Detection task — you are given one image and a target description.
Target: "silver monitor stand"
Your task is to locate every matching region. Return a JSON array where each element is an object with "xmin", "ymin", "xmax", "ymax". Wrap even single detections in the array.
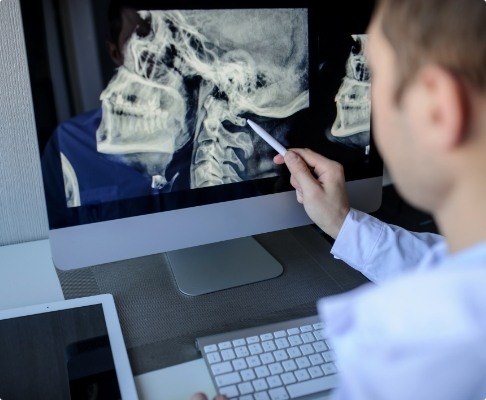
[{"xmin": 166, "ymin": 236, "xmax": 283, "ymax": 296}]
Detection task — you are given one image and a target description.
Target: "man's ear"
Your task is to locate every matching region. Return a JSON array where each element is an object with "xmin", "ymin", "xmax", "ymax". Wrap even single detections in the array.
[
  {"xmin": 416, "ymin": 65, "xmax": 468, "ymax": 150},
  {"xmin": 106, "ymin": 40, "xmax": 123, "ymax": 67}
]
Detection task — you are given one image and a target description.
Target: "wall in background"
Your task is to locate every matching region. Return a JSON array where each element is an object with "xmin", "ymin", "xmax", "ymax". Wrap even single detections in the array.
[{"xmin": 0, "ymin": 0, "xmax": 49, "ymax": 246}]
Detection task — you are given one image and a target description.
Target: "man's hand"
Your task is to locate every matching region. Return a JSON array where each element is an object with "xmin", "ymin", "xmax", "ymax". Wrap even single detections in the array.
[
  {"xmin": 274, "ymin": 148, "xmax": 350, "ymax": 239},
  {"xmin": 191, "ymin": 393, "xmax": 228, "ymax": 400}
]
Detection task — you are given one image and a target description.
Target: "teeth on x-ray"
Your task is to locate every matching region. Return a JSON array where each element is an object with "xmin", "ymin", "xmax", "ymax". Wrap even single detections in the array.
[
  {"xmin": 97, "ymin": 67, "xmax": 190, "ymax": 155},
  {"xmin": 331, "ymin": 34, "xmax": 371, "ymax": 138},
  {"xmin": 97, "ymin": 9, "xmax": 309, "ymax": 189}
]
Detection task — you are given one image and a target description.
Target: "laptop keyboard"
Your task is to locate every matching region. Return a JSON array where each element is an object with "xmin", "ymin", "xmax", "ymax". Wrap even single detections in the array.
[{"xmin": 196, "ymin": 315, "xmax": 339, "ymax": 400}]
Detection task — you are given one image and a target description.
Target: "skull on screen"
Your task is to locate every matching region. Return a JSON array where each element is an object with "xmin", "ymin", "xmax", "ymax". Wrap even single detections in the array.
[
  {"xmin": 331, "ymin": 34, "xmax": 371, "ymax": 139},
  {"xmin": 97, "ymin": 9, "xmax": 309, "ymax": 190}
]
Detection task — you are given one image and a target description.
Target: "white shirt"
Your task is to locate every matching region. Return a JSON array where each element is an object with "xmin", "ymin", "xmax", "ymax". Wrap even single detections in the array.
[{"xmin": 318, "ymin": 208, "xmax": 486, "ymax": 400}]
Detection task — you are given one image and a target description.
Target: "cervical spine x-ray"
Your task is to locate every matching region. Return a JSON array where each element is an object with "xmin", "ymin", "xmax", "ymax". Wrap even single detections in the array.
[{"xmin": 92, "ymin": 8, "xmax": 309, "ymax": 194}]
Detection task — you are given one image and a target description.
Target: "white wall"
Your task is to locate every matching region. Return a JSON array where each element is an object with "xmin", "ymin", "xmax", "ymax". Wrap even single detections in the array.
[{"xmin": 0, "ymin": 0, "xmax": 49, "ymax": 246}]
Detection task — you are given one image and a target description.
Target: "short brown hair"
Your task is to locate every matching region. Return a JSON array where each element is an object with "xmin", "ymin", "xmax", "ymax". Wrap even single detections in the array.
[{"xmin": 376, "ymin": 0, "xmax": 486, "ymax": 100}]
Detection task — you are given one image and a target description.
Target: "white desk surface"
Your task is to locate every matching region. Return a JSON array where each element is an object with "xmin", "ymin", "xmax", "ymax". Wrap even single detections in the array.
[{"xmin": 0, "ymin": 239, "xmax": 216, "ymax": 400}]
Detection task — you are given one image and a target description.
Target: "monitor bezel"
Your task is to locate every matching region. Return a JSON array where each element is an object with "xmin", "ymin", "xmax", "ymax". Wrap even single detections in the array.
[{"xmin": 20, "ymin": 0, "xmax": 383, "ymax": 269}]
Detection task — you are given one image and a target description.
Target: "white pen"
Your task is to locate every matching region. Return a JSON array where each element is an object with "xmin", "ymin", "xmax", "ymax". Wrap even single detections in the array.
[{"xmin": 247, "ymin": 119, "xmax": 287, "ymax": 157}]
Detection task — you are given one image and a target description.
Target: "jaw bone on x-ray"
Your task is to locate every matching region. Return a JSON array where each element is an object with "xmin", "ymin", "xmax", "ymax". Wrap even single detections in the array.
[
  {"xmin": 96, "ymin": 9, "xmax": 309, "ymax": 191},
  {"xmin": 330, "ymin": 34, "xmax": 371, "ymax": 147}
]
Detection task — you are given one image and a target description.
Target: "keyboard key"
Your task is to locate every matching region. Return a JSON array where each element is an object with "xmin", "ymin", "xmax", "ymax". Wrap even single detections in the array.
[
  {"xmin": 266, "ymin": 375, "xmax": 283, "ymax": 388},
  {"xmin": 282, "ymin": 359, "xmax": 297, "ymax": 372},
  {"xmin": 322, "ymin": 362, "xmax": 338, "ymax": 375},
  {"xmin": 286, "ymin": 375, "xmax": 340, "ymax": 398},
  {"xmin": 249, "ymin": 343, "xmax": 264, "ymax": 355},
  {"xmin": 238, "ymin": 382, "xmax": 254, "ymax": 395},
  {"xmin": 204, "ymin": 344, "xmax": 218, "ymax": 353},
  {"xmin": 260, "ymin": 353, "xmax": 275, "ymax": 365},
  {"xmin": 255, "ymin": 365, "xmax": 270, "ymax": 378},
  {"xmin": 287, "ymin": 347, "xmax": 302, "ymax": 358},
  {"xmin": 240, "ymin": 396, "xmax": 253, "ymax": 400},
  {"xmin": 309, "ymin": 353, "xmax": 324, "ymax": 366},
  {"xmin": 218, "ymin": 341, "xmax": 232, "ymax": 350},
  {"xmin": 262, "ymin": 340, "xmax": 277, "ymax": 352},
  {"xmin": 322, "ymin": 350, "xmax": 336, "ymax": 362},
  {"xmin": 241, "ymin": 369, "xmax": 257, "ymax": 381},
  {"xmin": 215, "ymin": 372, "xmax": 241, "ymax": 387},
  {"xmin": 273, "ymin": 350, "xmax": 288, "ymax": 361},
  {"xmin": 221, "ymin": 349, "xmax": 236, "ymax": 361},
  {"xmin": 247, "ymin": 336, "xmax": 260, "ymax": 344},
  {"xmin": 274, "ymin": 330, "xmax": 287, "ymax": 338},
  {"xmin": 312, "ymin": 340, "xmax": 328, "ymax": 352},
  {"xmin": 288, "ymin": 335, "xmax": 303, "ymax": 346},
  {"xmin": 268, "ymin": 362, "xmax": 284, "ymax": 375},
  {"xmin": 211, "ymin": 361, "xmax": 233, "ymax": 375},
  {"xmin": 219, "ymin": 385, "xmax": 238, "ymax": 397},
  {"xmin": 268, "ymin": 387, "xmax": 289, "ymax": 400},
  {"xmin": 300, "ymin": 344, "xmax": 314, "ymax": 355},
  {"xmin": 287, "ymin": 328, "xmax": 300, "ymax": 335},
  {"xmin": 275, "ymin": 338, "xmax": 290, "ymax": 349},
  {"xmin": 235, "ymin": 345, "xmax": 250, "ymax": 358},
  {"xmin": 246, "ymin": 355, "xmax": 261, "ymax": 367},
  {"xmin": 301, "ymin": 332, "xmax": 315, "ymax": 344},
  {"xmin": 295, "ymin": 369, "xmax": 310, "ymax": 382},
  {"xmin": 314, "ymin": 330, "xmax": 325, "ymax": 340},
  {"xmin": 308, "ymin": 366, "xmax": 324, "ymax": 378},
  {"xmin": 233, "ymin": 338, "xmax": 246, "ymax": 347},
  {"xmin": 280, "ymin": 372, "xmax": 297, "ymax": 385},
  {"xmin": 260, "ymin": 333, "xmax": 273, "ymax": 341},
  {"xmin": 295, "ymin": 357, "xmax": 311, "ymax": 369},
  {"xmin": 255, "ymin": 392, "xmax": 270, "ymax": 400},
  {"xmin": 207, "ymin": 352, "xmax": 221, "ymax": 364},
  {"xmin": 300, "ymin": 325, "xmax": 313, "ymax": 332},
  {"xmin": 253, "ymin": 378, "xmax": 268, "ymax": 391},
  {"xmin": 232, "ymin": 358, "xmax": 248, "ymax": 371}
]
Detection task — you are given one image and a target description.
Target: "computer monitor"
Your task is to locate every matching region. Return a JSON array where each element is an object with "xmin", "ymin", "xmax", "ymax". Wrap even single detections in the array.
[{"xmin": 21, "ymin": 0, "xmax": 382, "ymax": 295}]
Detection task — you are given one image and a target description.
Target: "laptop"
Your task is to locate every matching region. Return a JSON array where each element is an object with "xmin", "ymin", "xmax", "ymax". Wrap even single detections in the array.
[{"xmin": 0, "ymin": 294, "xmax": 138, "ymax": 399}]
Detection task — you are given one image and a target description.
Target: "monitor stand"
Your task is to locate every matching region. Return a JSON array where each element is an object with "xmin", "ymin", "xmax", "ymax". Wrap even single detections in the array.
[{"xmin": 166, "ymin": 236, "xmax": 283, "ymax": 296}]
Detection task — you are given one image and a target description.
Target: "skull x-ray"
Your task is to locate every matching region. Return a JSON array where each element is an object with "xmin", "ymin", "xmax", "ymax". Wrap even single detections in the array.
[
  {"xmin": 95, "ymin": 8, "xmax": 309, "ymax": 193},
  {"xmin": 324, "ymin": 34, "xmax": 371, "ymax": 150}
]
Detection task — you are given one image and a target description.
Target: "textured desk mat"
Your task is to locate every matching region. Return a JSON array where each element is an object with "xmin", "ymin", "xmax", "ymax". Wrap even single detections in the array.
[{"xmin": 56, "ymin": 225, "xmax": 370, "ymax": 375}]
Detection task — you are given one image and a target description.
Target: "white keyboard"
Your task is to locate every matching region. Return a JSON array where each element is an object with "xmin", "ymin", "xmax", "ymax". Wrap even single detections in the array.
[{"xmin": 196, "ymin": 315, "xmax": 339, "ymax": 400}]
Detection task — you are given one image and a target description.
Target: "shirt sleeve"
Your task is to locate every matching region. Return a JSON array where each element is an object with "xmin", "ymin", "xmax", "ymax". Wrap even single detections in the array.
[{"xmin": 330, "ymin": 208, "xmax": 444, "ymax": 283}]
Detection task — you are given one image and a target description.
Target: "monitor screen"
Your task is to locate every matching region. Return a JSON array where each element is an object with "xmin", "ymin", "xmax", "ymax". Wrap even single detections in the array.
[{"xmin": 21, "ymin": 0, "xmax": 382, "ymax": 273}]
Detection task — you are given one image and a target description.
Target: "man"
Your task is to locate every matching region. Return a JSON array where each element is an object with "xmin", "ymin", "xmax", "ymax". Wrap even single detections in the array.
[{"xmin": 194, "ymin": 0, "xmax": 486, "ymax": 398}]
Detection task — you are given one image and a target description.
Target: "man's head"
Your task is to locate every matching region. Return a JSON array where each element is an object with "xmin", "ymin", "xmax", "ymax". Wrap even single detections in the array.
[
  {"xmin": 106, "ymin": 0, "xmax": 153, "ymax": 66},
  {"xmin": 367, "ymin": 0, "xmax": 486, "ymax": 213}
]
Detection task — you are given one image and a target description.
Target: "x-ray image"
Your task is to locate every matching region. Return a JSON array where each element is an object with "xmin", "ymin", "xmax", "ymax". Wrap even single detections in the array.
[
  {"xmin": 95, "ymin": 8, "xmax": 309, "ymax": 193},
  {"xmin": 321, "ymin": 34, "xmax": 371, "ymax": 150}
]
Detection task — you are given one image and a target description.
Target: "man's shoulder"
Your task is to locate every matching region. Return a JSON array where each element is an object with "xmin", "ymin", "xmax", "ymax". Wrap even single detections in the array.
[
  {"xmin": 52, "ymin": 108, "xmax": 102, "ymax": 151},
  {"xmin": 318, "ymin": 253, "xmax": 486, "ymax": 399},
  {"xmin": 56, "ymin": 108, "xmax": 102, "ymax": 133},
  {"xmin": 320, "ymin": 258, "xmax": 486, "ymax": 344}
]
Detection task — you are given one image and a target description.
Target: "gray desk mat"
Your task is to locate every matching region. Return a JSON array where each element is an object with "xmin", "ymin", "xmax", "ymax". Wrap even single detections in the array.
[{"xmin": 56, "ymin": 225, "xmax": 370, "ymax": 375}]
